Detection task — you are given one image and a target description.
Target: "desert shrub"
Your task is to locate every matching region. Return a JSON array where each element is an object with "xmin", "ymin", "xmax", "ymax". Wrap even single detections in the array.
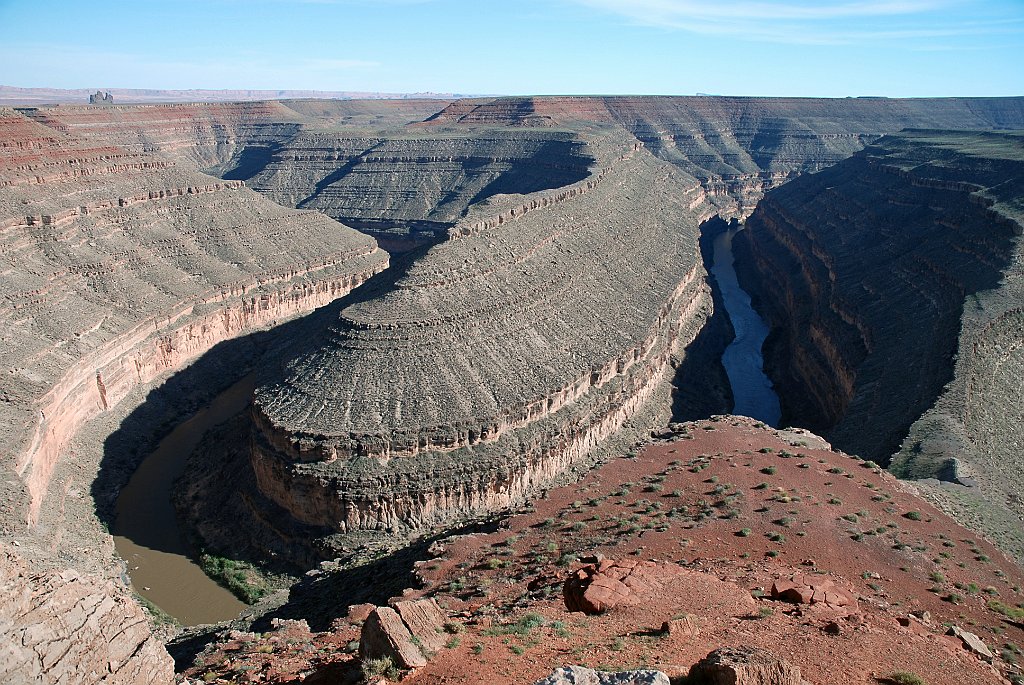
[
  {"xmin": 903, "ymin": 511, "xmax": 923, "ymax": 521},
  {"xmin": 198, "ymin": 554, "xmax": 267, "ymax": 604},
  {"xmin": 362, "ymin": 657, "xmax": 400, "ymax": 682}
]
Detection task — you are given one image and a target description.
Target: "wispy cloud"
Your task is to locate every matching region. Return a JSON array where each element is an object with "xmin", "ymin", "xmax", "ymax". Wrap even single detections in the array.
[{"xmin": 570, "ymin": 0, "xmax": 1023, "ymax": 45}]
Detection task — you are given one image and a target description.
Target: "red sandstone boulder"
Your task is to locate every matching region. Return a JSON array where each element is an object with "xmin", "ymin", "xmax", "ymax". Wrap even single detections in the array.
[
  {"xmin": 688, "ymin": 646, "xmax": 804, "ymax": 685},
  {"xmin": 563, "ymin": 559, "xmax": 685, "ymax": 615},
  {"xmin": 359, "ymin": 598, "xmax": 450, "ymax": 670},
  {"xmin": 771, "ymin": 573, "xmax": 857, "ymax": 609},
  {"xmin": 347, "ymin": 603, "xmax": 376, "ymax": 623},
  {"xmin": 662, "ymin": 615, "xmax": 700, "ymax": 637}
]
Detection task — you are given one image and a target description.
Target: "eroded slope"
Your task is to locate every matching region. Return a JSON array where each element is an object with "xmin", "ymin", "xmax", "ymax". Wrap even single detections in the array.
[
  {"xmin": 0, "ymin": 107, "xmax": 388, "ymax": 531},
  {"xmin": 245, "ymin": 130, "xmax": 594, "ymax": 236},
  {"xmin": 425, "ymin": 96, "xmax": 1024, "ymax": 215},
  {"xmin": 249, "ymin": 134, "xmax": 719, "ymax": 538}
]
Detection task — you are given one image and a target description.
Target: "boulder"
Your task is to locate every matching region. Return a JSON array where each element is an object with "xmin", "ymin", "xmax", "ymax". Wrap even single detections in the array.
[
  {"xmin": 392, "ymin": 598, "xmax": 448, "ymax": 655},
  {"xmin": 534, "ymin": 665, "xmax": 670, "ymax": 685},
  {"xmin": 563, "ymin": 559, "xmax": 685, "ymax": 614},
  {"xmin": 359, "ymin": 599, "xmax": 451, "ymax": 670},
  {"xmin": 770, "ymin": 574, "xmax": 856, "ymax": 609},
  {"xmin": 688, "ymin": 646, "xmax": 803, "ymax": 685},
  {"xmin": 360, "ymin": 607, "xmax": 427, "ymax": 669},
  {"xmin": 947, "ymin": 626, "xmax": 994, "ymax": 661}
]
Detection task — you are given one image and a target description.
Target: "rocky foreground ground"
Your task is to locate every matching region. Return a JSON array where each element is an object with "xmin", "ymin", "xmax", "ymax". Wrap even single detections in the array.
[{"xmin": 180, "ymin": 418, "xmax": 1024, "ymax": 685}]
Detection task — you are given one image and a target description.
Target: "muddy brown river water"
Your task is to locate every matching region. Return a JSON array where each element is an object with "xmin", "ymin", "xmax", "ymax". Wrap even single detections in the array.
[{"xmin": 112, "ymin": 374, "xmax": 254, "ymax": 625}]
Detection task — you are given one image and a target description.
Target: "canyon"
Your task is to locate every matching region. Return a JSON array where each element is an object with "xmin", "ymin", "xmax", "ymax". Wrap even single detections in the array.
[
  {"xmin": 1, "ymin": 95, "xmax": 1023, "ymax": 683},
  {"xmin": 736, "ymin": 130, "xmax": 1024, "ymax": 557}
]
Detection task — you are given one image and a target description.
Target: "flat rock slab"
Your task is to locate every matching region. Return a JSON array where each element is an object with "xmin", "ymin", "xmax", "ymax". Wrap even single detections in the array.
[
  {"xmin": 948, "ymin": 626, "xmax": 994, "ymax": 661},
  {"xmin": 534, "ymin": 665, "xmax": 670, "ymax": 685},
  {"xmin": 771, "ymin": 573, "xmax": 857, "ymax": 609}
]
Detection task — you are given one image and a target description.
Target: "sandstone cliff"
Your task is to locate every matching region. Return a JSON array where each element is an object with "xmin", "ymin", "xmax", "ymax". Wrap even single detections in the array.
[
  {"xmin": 0, "ymin": 108, "xmax": 388, "ymax": 531},
  {"xmin": 736, "ymin": 130, "xmax": 1024, "ymax": 555}
]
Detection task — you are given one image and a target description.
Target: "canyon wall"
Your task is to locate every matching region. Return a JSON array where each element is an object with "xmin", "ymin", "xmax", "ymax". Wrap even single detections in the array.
[
  {"xmin": 736, "ymin": 130, "xmax": 1024, "ymax": 543},
  {"xmin": 243, "ymin": 130, "xmax": 595, "ymax": 237},
  {"xmin": 0, "ymin": 107, "xmax": 388, "ymax": 529},
  {"xmin": 248, "ymin": 137, "xmax": 717, "ymax": 534},
  {"xmin": 423, "ymin": 96, "xmax": 1024, "ymax": 217},
  {"xmin": 226, "ymin": 96, "xmax": 1024, "ymax": 542}
]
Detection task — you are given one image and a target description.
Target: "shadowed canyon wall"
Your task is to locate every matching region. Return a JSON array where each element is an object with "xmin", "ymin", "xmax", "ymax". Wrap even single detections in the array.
[{"xmin": 736, "ymin": 130, "xmax": 1024, "ymax": 551}]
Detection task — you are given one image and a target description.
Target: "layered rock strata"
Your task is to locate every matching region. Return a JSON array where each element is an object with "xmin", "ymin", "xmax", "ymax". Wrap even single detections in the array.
[
  {"xmin": 424, "ymin": 96, "xmax": 1024, "ymax": 217},
  {"xmin": 243, "ymin": 130, "xmax": 594, "ymax": 237},
  {"xmin": 250, "ymin": 140, "xmax": 716, "ymax": 533},
  {"xmin": 736, "ymin": 130, "xmax": 1024, "ymax": 533},
  {"xmin": 0, "ymin": 107, "xmax": 388, "ymax": 529}
]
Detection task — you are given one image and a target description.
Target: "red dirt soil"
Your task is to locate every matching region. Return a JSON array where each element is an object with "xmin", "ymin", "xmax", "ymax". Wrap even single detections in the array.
[{"xmin": 183, "ymin": 417, "xmax": 1024, "ymax": 685}]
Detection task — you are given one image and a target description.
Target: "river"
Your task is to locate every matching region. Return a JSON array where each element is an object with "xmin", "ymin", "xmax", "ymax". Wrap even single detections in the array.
[
  {"xmin": 112, "ymin": 374, "xmax": 254, "ymax": 625},
  {"xmin": 710, "ymin": 226, "xmax": 783, "ymax": 426},
  {"xmin": 112, "ymin": 228, "xmax": 779, "ymax": 625}
]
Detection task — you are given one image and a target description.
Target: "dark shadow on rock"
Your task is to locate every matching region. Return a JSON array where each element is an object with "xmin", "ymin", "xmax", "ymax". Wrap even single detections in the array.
[
  {"xmin": 92, "ymin": 241, "xmax": 435, "ymax": 550},
  {"xmin": 671, "ymin": 216, "xmax": 734, "ymax": 422},
  {"xmin": 255, "ymin": 518, "xmax": 502, "ymax": 633}
]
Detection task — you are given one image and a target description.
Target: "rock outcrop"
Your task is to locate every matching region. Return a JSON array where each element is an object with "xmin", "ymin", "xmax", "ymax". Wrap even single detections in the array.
[
  {"xmin": 563, "ymin": 559, "xmax": 686, "ymax": 615},
  {"xmin": 249, "ymin": 138, "xmax": 716, "ymax": 536},
  {"xmin": 534, "ymin": 666, "xmax": 670, "ymax": 685},
  {"xmin": 735, "ymin": 130, "xmax": 1024, "ymax": 555},
  {"xmin": 688, "ymin": 646, "xmax": 804, "ymax": 685},
  {"xmin": 0, "ymin": 545, "xmax": 173, "ymax": 685},
  {"xmin": 359, "ymin": 598, "xmax": 448, "ymax": 669},
  {"xmin": 770, "ymin": 574, "xmax": 857, "ymax": 609}
]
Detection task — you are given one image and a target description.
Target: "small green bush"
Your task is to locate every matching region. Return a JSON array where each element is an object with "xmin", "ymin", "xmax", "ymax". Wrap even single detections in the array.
[
  {"xmin": 362, "ymin": 656, "xmax": 400, "ymax": 682},
  {"xmin": 886, "ymin": 673, "xmax": 926, "ymax": 685}
]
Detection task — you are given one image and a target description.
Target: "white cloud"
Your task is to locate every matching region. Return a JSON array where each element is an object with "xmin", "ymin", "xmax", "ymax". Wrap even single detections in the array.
[{"xmin": 570, "ymin": 0, "xmax": 1023, "ymax": 44}]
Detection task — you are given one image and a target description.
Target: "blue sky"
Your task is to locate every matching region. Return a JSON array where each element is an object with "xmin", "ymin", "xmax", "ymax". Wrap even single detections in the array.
[{"xmin": 0, "ymin": 0, "xmax": 1021, "ymax": 97}]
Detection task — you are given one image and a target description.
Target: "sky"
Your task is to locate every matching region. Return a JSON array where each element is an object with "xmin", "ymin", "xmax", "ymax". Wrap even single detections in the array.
[{"xmin": 0, "ymin": 0, "xmax": 1021, "ymax": 97}]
